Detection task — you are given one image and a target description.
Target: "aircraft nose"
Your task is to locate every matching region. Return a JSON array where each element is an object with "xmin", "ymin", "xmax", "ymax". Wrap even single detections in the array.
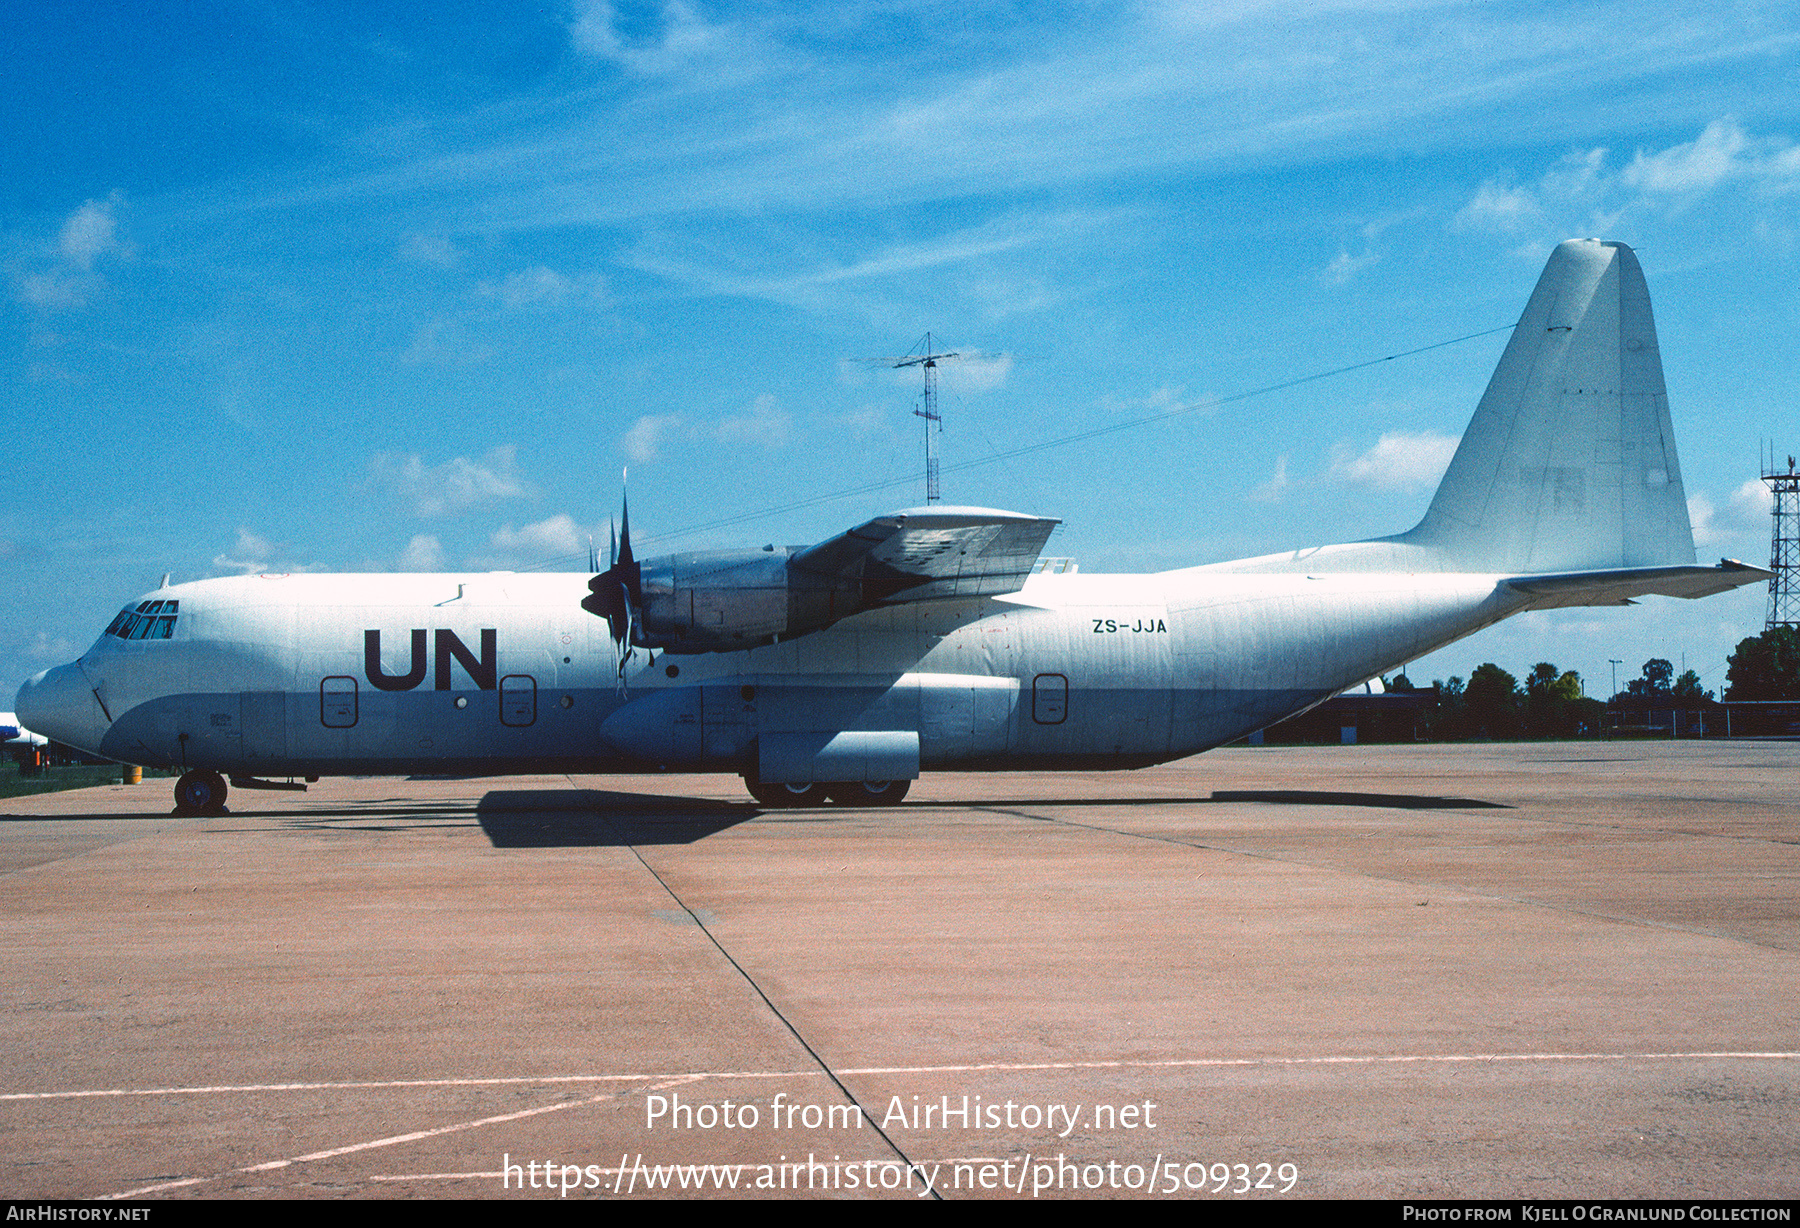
[{"xmin": 15, "ymin": 663, "xmax": 110, "ymax": 756}]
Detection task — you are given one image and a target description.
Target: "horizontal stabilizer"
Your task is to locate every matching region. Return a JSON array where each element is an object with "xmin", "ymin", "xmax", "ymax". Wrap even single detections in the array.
[
  {"xmin": 1502, "ymin": 559, "xmax": 1771, "ymax": 609},
  {"xmin": 791, "ymin": 506, "xmax": 1060, "ymax": 602}
]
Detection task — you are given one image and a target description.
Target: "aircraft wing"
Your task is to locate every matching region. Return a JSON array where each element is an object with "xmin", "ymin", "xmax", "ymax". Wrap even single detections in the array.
[
  {"xmin": 790, "ymin": 506, "xmax": 1060, "ymax": 603},
  {"xmin": 1501, "ymin": 559, "xmax": 1772, "ymax": 609}
]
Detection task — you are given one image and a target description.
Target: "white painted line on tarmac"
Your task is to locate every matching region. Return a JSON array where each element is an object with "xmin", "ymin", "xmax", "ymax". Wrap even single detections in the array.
[
  {"xmin": 1, "ymin": 1071, "xmax": 736, "ymax": 1101},
  {"xmin": 839, "ymin": 1049, "xmax": 1800, "ymax": 1075},
  {"xmin": 103, "ymin": 1073, "xmax": 704, "ymax": 1200},
  {"xmin": 31, "ymin": 1048, "xmax": 1800, "ymax": 1108}
]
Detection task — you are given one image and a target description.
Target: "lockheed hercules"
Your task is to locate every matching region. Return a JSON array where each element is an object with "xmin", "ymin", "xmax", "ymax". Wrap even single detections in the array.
[{"xmin": 16, "ymin": 240, "xmax": 1768, "ymax": 815}]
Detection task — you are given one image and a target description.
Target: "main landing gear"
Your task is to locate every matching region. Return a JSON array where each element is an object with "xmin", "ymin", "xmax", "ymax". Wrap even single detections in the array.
[
  {"xmin": 172, "ymin": 769, "xmax": 229, "ymax": 816},
  {"xmin": 744, "ymin": 778, "xmax": 911, "ymax": 808}
]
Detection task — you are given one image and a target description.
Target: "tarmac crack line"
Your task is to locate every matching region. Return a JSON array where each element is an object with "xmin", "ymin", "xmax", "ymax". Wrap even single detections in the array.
[
  {"xmin": 974, "ymin": 805, "xmax": 1800, "ymax": 954},
  {"xmin": 609, "ymin": 815, "xmax": 940, "ymax": 1200}
]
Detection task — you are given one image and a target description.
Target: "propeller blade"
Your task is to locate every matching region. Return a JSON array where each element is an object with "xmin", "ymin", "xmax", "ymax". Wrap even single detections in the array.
[
  {"xmin": 618, "ymin": 491, "xmax": 634, "ymax": 567},
  {"xmin": 584, "ymin": 469, "xmax": 645, "ymax": 683}
]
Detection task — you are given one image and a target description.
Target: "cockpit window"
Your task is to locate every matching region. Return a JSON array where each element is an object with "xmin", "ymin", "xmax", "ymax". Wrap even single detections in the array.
[{"xmin": 107, "ymin": 600, "xmax": 178, "ymax": 640}]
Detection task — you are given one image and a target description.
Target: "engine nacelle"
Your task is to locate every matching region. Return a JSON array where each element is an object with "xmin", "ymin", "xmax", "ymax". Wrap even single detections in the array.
[
  {"xmin": 584, "ymin": 506, "xmax": 1060, "ymax": 656},
  {"xmin": 633, "ymin": 548, "xmax": 862, "ymax": 654}
]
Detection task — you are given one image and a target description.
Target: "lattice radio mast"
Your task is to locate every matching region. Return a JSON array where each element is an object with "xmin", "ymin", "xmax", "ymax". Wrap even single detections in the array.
[
  {"xmin": 1762, "ymin": 442, "xmax": 1800, "ymax": 628},
  {"xmin": 884, "ymin": 333, "xmax": 959, "ymax": 504}
]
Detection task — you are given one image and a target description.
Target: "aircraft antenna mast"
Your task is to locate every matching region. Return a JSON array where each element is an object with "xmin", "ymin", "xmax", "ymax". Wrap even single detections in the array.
[
  {"xmin": 888, "ymin": 332, "xmax": 959, "ymax": 504},
  {"xmin": 1762, "ymin": 442, "xmax": 1800, "ymax": 628}
]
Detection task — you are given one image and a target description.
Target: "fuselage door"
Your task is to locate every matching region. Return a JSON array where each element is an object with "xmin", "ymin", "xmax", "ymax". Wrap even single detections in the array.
[
  {"xmin": 320, "ymin": 676, "xmax": 358, "ymax": 728},
  {"xmin": 500, "ymin": 674, "xmax": 537, "ymax": 727},
  {"xmin": 1032, "ymin": 673, "xmax": 1068, "ymax": 724}
]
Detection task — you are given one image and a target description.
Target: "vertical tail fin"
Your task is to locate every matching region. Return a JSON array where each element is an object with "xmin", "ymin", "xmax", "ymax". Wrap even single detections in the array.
[{"xmin": 1403, "ymin": 239, "xmax": 1696, "ymax": 573}]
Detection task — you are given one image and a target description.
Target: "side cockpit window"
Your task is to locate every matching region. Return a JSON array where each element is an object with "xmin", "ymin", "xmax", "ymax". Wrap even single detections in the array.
[{"xmin": 107, "ymin": 599, "xmax": 179, "ymax": 641}]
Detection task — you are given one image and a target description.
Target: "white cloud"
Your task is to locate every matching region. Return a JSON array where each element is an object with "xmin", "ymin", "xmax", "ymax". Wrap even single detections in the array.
[
  {"xmin": 480, "ymin": 514, "xmax": 590, "ymax": 567},
  {"xmin": 716, "ymin": 395, "xmax": 790, "ymax": 450},
  {"xmin": 14, "ymin": 271, "xmax": 85, "ymax": 310},
  {"xmin": 370, "ymin": 445, "xmax": 530, "ymax": 517},
  {"xmin": 57, "ymin": 195, "xmax": 127, "ymax": 269},
  {"xmin": 941, "ymin": 352, "xmax": 1013, "ymax": 395},
  {"xmin": 835, "ymin": 404, "xmax": 893, "ymax": 438},
  {"xmin": 1730, "ymin": 476, "xmax": 1774, "ymax": 523},
  {"xmin": 13, "ymin": 193, "xmax": 130, "ymax": 311},
  {"xmin": 626, "ymin": 209, "xmax": 1123, "ymax": 314},
  {"xmin": 569, "ymin": 0, "xmax": 742, "ymax": 76},
  {"xmin": 621, "ymin": 399, "xmax": 804, "ymax": 461},
  {"xmin": 1453, "ymin": 180, "xmax": 1542, "ymax": 235},
  {"xmin": 401, "ymin": 320, "xmax": 494, "ymax": 367},
  {"xmin": 1687, "ymin": 479, "xmax": 1771, "ymax": 548},
  {"xmin": 478, "ymin": 265, "xmax": 598, "ymax": 309},
  {"xmin": 1688, "ymin": 494, "xmax": 1721, "ymax": 546},
  {"xmin": 1331, "ymin": 430, "xmax": 1459, "ymax": 492},
  {"xmin": 1322, "ymin": 248, "xmax": 1379, "ymax": 284},
  {"xmin": 28, "ymin": 631, "xmax": 79, "ymax": 664},
  {"xmin": 1538, "ymin": 146, "xmax": 1611, "ymax": 204},
  {"xmin": 1250, "ymin": 454, "xmax": 1290, "ymax": 503},
  {"xmin": 1455, "ymin": 121, "xmax": 1800, "ymax": 245},
  {"xmin": 398, "ymin": 234, "xmax": 458, "ymax": 267},
  {"xmin": 1100, "ymin": 385, "xmax": 1188, "ymax": 415},
  {"xmin": 1622, "ymin": 118, "xmax": 1752, "ymax": 194},
  {"xmin": 883, "ymin": 348, "xmax": 1013, "ymax": 398},
  {"xmin": 621, "ymin": 414, "xmax": 683, "ymax": 463},
  {"xmin": 398, "ymin": 534, "xmax": 446, "ymax": 571},
  {"xmin": 210, "ymin": 528, "xmax": 309, "ymax": 576}
]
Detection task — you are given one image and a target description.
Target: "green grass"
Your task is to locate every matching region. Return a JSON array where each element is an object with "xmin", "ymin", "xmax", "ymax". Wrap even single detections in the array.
[{"xmin": 0, "ymin": 762, "xmax": 174, "ymax": 800}]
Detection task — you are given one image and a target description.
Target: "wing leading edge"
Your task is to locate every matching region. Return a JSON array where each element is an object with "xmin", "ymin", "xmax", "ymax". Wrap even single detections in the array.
[{"xmin": 790, "ymin": 506, "xmax": 1061, "ymax": 604}]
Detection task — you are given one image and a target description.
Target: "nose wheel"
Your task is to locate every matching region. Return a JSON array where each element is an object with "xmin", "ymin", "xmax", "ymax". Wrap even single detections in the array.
[{"xmin": 173, "ymin": 769, "xmax": 229, "ymax": 816}]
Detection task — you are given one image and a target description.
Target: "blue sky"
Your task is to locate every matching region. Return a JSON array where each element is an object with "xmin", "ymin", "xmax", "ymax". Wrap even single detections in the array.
[{"xmin": 6, "ymin": 0, "xmax": 1800, "ymax": 704}]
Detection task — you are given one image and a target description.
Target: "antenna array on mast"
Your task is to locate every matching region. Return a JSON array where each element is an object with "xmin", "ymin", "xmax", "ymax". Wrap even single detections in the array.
[
  {"xmin": 1762, "ymin": 441, "xmax": 1800, "ymax": 628},
  {"xmin": 882, "ymin": 332, "xmax": 959, "ymax": 504}
]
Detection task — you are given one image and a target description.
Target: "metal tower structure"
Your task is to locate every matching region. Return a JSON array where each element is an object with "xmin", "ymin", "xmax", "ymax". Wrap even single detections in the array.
[
  {"xmin": 884, "ymin": 333, "xmax": 959, "ymax": 504},
  {"xmin": 1762, "ymin": 443, "xmax": 1800, "ymax": 628}
]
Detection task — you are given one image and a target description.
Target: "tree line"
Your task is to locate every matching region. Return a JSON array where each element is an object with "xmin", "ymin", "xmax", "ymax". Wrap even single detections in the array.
[{"xmin": 1392, "ymin": 624, "xmax": 1800, "ymax": 741}]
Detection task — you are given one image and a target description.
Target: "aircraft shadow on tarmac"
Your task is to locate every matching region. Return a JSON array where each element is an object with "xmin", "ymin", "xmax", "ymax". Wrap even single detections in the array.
[
  {"xmin": 958, "ymin": 791, "xmax": 1511, "ymax": 811},
  {"xmin": 204, "ymin": 785, "xmax": 1508, "ymax": 846},
  {"xmin": 476, "ymin": 789, "xmax": 760, "ymax": 847},
  {"xmin": 1206, "ymin": 789, "xmax": 1510, "ymax": 810}
]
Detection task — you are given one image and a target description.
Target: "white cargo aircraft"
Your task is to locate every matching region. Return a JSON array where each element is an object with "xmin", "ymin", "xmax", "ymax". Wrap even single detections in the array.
[
  {"xmin": 16, "ymin": 240, "xmax": 1769, "ymax": 815},
  {"xmin": 1, "ymin": 714, "xmax": 47, "ymax": 751}
]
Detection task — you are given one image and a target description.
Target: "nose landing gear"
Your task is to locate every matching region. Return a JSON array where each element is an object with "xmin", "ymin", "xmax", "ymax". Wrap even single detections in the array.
[{"xmin": 173, "ymin": 769, "xmax": 229, "ymax": 816}]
